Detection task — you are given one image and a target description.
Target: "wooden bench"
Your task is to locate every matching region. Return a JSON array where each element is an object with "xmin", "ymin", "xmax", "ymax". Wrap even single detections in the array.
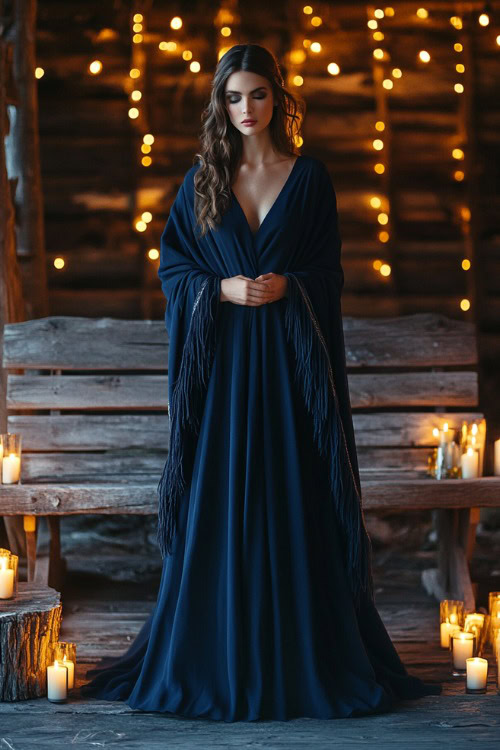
[{"xmin": 1, "ymin": 313, "xmax": 499, "ymax": 607}]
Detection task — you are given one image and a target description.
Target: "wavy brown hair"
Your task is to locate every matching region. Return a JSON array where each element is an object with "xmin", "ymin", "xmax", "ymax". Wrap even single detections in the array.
[{"xmin": 192, "ymin": 43, "xmax": 305, "ymax": 237}]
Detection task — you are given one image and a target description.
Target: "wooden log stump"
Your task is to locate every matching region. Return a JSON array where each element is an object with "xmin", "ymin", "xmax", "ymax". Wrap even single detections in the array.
[{"xmin": 0, "ymin": 583, "xmax": 62, "ymax": 701}]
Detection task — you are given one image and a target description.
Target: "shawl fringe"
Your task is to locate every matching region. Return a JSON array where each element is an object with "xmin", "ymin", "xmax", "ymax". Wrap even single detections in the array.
[
  {"xmin": 283, "ymin": 272, "xmax": 374, "ymax": 609},
  {"xmin": 156, "ymin": 274, "xmax": 221, "ymax": 558}
]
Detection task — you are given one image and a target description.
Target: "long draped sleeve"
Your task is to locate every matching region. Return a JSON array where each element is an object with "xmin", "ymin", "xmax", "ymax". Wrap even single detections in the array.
[
  {"xmin": 282, "ymin": 163, "xmax": 374, "ymax": 608},
  {"xmin": 156, "ymin": 175, "xmax": 221, "ymax": 558}
]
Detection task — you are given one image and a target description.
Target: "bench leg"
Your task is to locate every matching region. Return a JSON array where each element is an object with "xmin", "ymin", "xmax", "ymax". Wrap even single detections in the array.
[
  {"xmin": 421, "ymin": 508, "xmax": 477, "ymax": 611},
  {"xmin": 30, "ymin": 516, "xmax": 67, "ymax": 591}
]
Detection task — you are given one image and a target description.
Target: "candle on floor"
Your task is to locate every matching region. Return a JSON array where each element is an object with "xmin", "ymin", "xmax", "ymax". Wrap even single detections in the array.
[
  {"xmin": 47, "ymin": 660, "xmax": 68, "ymax": 703},
  {"xmin": 451, "ymin": 631, "xmax": 475, "ymax": 675},
  {"xmin": 440, "ymin": 618, "xmax": 461, "ymax": 648},
  {"xmin": 0, "ymin": 555, "xmax": 14, "ymax": 599},
  {"xmin": 61, "ymin": 654, "xmax": 75, "ymax": 689},
  {"xmin": 461, "ymin": 447, "xmax": 479, "ymax": 479},
  {"xmin": 466, "ymin": 657, "xmax": 488, "ymax": 694}
]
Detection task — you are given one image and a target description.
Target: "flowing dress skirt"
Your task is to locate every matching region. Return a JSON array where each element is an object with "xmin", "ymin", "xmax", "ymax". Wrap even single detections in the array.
[{"xmin": 81, "ymin": 299, "xmax": 441, "ymax": 720}]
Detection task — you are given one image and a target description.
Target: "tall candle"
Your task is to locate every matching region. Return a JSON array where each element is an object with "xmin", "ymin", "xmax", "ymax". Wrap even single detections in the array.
[
  {"xmin": 2, "ymin": 453, "xmax": 20, "ymax": 484},
  {"xmin": 495, "ymin": 439, "xmax": 500, "ymax": 476},
  {"xmin": 440, "ymin": 619, "xmax": 461, "ymax": 648},
  {"xmin": 461, "ymin": 448, "xmax": 479, "ymax": 479},
  {"xmin": 62, "ymin": 655, "xmax": 75, "ymax": 689},
  {"xmin": 47, "ymin": 660, "xmax": 68, "ymax": 702},
  {"xmin": 0, "ymin": 557, "xmax": 14, "ymax": 599},
  {"xmin": 452, "ymin": 631, "xmax": 475, "ymax": 670},
  {"xmin": 466, "ymin": 657, "xmax": 488, "ymax": 691}
]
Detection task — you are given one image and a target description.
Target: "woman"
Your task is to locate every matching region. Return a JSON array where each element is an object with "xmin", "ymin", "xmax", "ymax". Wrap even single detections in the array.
[{"xmin": 82, "ymin": 43, "xmax": 442, "ymax": 720}]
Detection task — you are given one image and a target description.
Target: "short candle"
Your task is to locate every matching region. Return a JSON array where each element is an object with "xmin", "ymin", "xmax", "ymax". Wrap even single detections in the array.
[
  {"xmin": 47, "ymin": 660, "xmax": 68, "ymax": 703},
  {"xmin": 466, "ymin": 657, "xmax": 488, "ymax": 693},
  {"xmin": 452, "ymin": 631, "xmax": 475, "ymax": 672},
  {"xmin": 0, "ymin": 556, "xmax": 14, "ymax": 599}
]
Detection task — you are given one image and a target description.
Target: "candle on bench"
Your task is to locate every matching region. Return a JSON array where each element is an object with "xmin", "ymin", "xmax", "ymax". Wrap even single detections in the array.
[
  {"xmin": 495, "ymin": 439, "xmax": 500, "ymax": 476},
  {"xmin": 461, "ymin": 447, "xmax": 479, "ymax": 479},
  {"xmin": 466, "ymin": 657, "xmax": 488, "ymax": 693}
]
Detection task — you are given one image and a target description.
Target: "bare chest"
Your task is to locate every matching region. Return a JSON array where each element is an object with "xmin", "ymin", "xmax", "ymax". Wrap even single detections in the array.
[{"xmin": 231, "ymin": 158, "xmax": 297, "ymax": 235}]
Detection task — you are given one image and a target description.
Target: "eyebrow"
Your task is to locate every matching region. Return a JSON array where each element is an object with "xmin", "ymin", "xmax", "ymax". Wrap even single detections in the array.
[{"xmin": 225, "ymin": 86, "xmax": 267, "ymax": 95}]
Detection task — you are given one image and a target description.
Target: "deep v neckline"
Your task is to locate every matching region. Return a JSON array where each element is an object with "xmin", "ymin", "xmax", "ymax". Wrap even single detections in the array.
[{"xmin": 231, "ymin": 156, "xmax": 301, "ymax": 240}]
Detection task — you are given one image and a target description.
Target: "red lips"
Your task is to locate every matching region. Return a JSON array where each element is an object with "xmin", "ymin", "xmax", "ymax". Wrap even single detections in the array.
[{"xmin": 241, "ymin": 120, "xmax": 256, "ymax": 124}]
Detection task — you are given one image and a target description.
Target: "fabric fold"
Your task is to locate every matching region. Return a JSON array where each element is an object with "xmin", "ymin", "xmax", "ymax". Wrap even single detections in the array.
[{"xmin": 282, "ymin": 279, "xmax": 374, "ymax": 612}]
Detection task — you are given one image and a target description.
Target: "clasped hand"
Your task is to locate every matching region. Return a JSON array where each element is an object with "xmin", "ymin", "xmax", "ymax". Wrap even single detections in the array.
[{"xmin": 220, "ymin": 273, "xmax": 288, "ymax": 306}]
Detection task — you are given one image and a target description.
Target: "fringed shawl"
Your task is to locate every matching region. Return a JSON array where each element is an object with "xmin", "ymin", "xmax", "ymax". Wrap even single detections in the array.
[{"xmin": 157, "ymin": 155, "xmax": 374, "ymax": 610}]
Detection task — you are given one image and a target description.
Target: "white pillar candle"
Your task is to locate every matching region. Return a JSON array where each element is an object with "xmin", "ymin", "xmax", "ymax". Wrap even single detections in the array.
[
  {"xmin": 452, "ymin": 631, "xmax": 475, "ymax": 669},
  {"xmin": 47, "ymin": 660, "xmax": 68, "ymax": 702},
  {"xmin": 2, "ymin": 453, "xmax": 21, "ymax": 484},
  {"xmin": 461, "ymin": 447, "xmax": 479, "ymax": 479},
  {"xmin": 61, "ymin": 656, "xmax": 75, "ymax": 689},
  {"xmin": 495, "ymin": 439, "xmax": 500, "ymax": 476},
  {"xmin": 0, "ymin": 557, "xmax": 14, "ymax": 599},
  {"xmin": 466, "ymin": 657, "xmax": 488, "ymax": 690}
]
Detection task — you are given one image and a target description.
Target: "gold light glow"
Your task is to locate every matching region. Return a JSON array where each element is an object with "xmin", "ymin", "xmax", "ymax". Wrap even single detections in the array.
[
  {"xmin": 454, "ymin": 170, "xmax": 465, "ymax": 181},
  {"xmin": 142, "ymin": 212, "xmax": 152, "ymax": 223},
  {"xmin": 454, "ymin": 83, "xmax": 464, "ymax": 93},
  {"xmin": 128, "ymin": 107, "xmax": 139, "ymax": 119},
  {"xmin": 35, "ymin": 67, "xmax": 44, "ymax": 78},
  {"xmin": 385, "ymin": 7, "xmax": 395, "ymax": 15},
  {"xmin": 293, "ymin": 75, "xmax": 304, "ymax": 86},
  {"xmin": 182, "ymin": 50, "xmax": 193, "ymax": 60},
  {"xmin": 221, "ymin": 26, "xmax": 231, "ymax": 36},
  {"xmin": 461, "ymin": 207, "xmax": 471, "ymax": 222},
  {"xmin": 290, "ymin": 49, "xmax": 307, "ymax": 64},
  {"xmin": 133, "ymin": 34, "xmax": 143, "ymax": 44},
  {"xmin": 373, "ymin": 31, "xmax": 384, "ymax": 41},
  {"xmin": 141, "ymin": 144, "xmax": 151, "ymax": 154},
  {"xmin": 131, "ymin": 90, "xmax": 142, "ymax": 101},
  {"xmin": 311, "ymin": 16, "xmax": 322, "ymax": 26},
  {"xmin": 373, "ymin": 48, "xmax": 384, "ymax": 59},
  {"xmin": 377, "ymin": 212, "xmax": 389, "ymax": 225},
  {"xmin": 303, "ymin": 5, "xmax": 313, "ymax": 14},
  {"xmin": 478, "ymin": 13, "xmax": 489, "ymax": 26},
  {"xmin": 450, "ymin": 16, "xmax": 463, "ymax": 29},
  {"xmin": 89, "ymin": 60, "xmax": 103, "ymax": 74},
  {"xmin": 374, "ymin": 9, "xmax": 385, "ymax": 19},
  {"xmin": 54, "ymin": 257, "xmax": 65, "ymax": 269},
  {"xmin": 392, "ymin": 68, "xmax": 402, "ymax": 78},
  {"xmin": 129, "ymin": 68, "xmax": 140, "ymax": 78},
  {"xmin": 419, "ymin": 50, "xmax": 431, "ymax": 63},
  {"xmin": 373, "ymin": 259, "xmax": 382, "ymax": 270},
  {"xmin": 452, "ymin": 148, "xmax": 464, "ymax": 160},
  {"xmin": 143, "ymin": 134, "xmax": 154, "ymax": 144},
  {"xmin": 170, "ymin": 16, "xmax": 182, "ymax": 29},
  {"xmin": 367, "ymin": 20, "xmax": 378, "ymax": 29},
  {"xmin": 416, "ymin": 8, "xmax": 428, "ymax": 19},
  {"xmin": 379, "ymin": 231, "xmax": 389, "ymax": 242},
  {"xmin": 462, "ymin": 259, "xmax": 471, "ymax": 270},
  {"xmin": 370, "ymin": 197, "xmax": 382, "ymax": 208},
  {"xmin": 375, "ymin": 121, "xmax": 385, "ymax": 131},
  {"xmin": 454, "ymin": 42, "xmax": 463, "ymax": 52},
  {"xmin": 135, "ymin": 220, "xmax": 147, "ymax": 232},
  {"xmin": 380, "ymin": 263, "xmax": 391, "ymax": 276},
  {"xmin": 327, "ymin": 62, "xmax": 340, "ymax": 75},
  {"xmin": 374, "ymin": 163, "xmax": 385, "ymax": 174},
  {"xmin": 190, "ymin": 61, "xmax": 201, "ymax": 73},
  {"xmin": 456, "ymin": 64, "xmax": 465, "ymax": 73},
  {"xmin": 148, "ymin": 248, "xmax": 159, "ymax": 261},
  {"xmin": 141, "ymin": 156, "xmax": 152, "ymax": 167},
  {"xmin": 460, "ymin": 298, "xmax": 471, "ymax": 311},
  {"xmin": 133, "ymin": 23, "xmax": 142, "ymax": 32},
  {"xmin": 133, "ymin": 13, "xmax": 143, "ymax": 22},
  {"xmin": 310, "ymin": 42, "xmax": 322, "ymax": 53},
  {"xmin": 382, "ymin": 79, "xmax": 393, "ymax": 89},
  {"xmin": 373, "ymin": 139, "xmax": 384, "ymax": 150}
]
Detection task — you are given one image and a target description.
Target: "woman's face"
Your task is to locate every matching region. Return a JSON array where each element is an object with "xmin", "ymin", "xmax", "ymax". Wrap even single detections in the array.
[{"xmin": 224, "ymin": 70, "xmax": 276, "ymax": 137}]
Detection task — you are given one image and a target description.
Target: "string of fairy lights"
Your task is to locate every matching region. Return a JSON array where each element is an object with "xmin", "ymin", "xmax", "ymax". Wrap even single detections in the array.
[{"xmin": 32, "ymin": 3, "xmax": 499, "ymax": 315}]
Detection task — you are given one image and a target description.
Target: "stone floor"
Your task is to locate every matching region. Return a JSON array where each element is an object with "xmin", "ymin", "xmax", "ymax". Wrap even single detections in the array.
[{"xmin": 1, "ymin": 509, "xmax": 499, "ymax": 748}]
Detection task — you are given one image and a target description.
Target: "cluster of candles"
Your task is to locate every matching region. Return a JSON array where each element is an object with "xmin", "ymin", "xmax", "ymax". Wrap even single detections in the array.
[
  {"xmin": 440, "ymin": 593, "xmax": 500, "ymax": 694},
  {"xmin": 0, "ymin": 433, "xmax": 22, "ymax": 484},
  {"xmin": 46, "ymin": 642, "xmax": 77, "ymax": 703},
  {"xmin": 0, "ymin": 548, "xmax": 18, "ymax": 599},
  {"xmin": 429, "ymin": 420, "xmax": 487, "ymax": 480}
]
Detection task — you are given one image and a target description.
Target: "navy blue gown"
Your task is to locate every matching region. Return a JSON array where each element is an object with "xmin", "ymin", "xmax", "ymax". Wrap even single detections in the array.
[{"xmin": 81, "ymin": 154, "xmax": 442, "ymax": 720}]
